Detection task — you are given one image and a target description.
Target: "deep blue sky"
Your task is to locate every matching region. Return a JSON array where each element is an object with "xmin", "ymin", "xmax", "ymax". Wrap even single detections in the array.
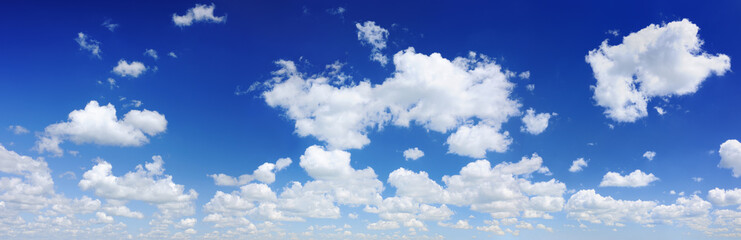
[{"xmin": 1, "ymin": 0, "xmax": 740, "ymax": 239}]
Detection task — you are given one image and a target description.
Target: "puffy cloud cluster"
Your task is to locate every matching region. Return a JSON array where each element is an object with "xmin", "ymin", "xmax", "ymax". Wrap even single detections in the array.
[
  {"xmin": 75, "ymin": 32, "xmax": 101, "ymax": 59},
  {"xmin": 79, "ymin": 155, "xmax": 198, "ymax": 217},
  {"xmin": 35, "ymin": 101, "xmax": 167, "ymax": 156},
  {"xmin": 172, "ymin": 3, "xmax": 226, "ymax": 27},
  {"xmin": 112, "ymin": 59, "xmax": 147, "ymax": 77},
  {"xmin": 209, "ymin": 158, "xmax": 292, "ymax": 186},
  {"xmin": 520, "ymin": 108, "xmax": 554, "ymax": 135},
  {"xmin": 566, "ymin": 189, "xmax": 718, "ymax": 233},
  {"xmin": 356, "ymin": 21, "xmax": 389, "ymax": 65},
  {"xmin": 708, "ymin": 188, "xmax": 741, "ymax": 207},
  {"xmin": 719, "ymin": 139, "xmax": 741, "ymax": 177},
  {"xmin": 387, "ymin": 153, "xmax": 564, "ymax": 219},
  {"xmin": 599, "ymin": 170, "xmax": 658, "ymax": 187},
  {"xmin": 203, "ymin": 145, "xmax": 383, "ymax": 225},
  {"xmin": 587, "ymin": 19, "xmax": 730, "ymax": 122},
  {"xmin": 643, "ymin": 151, "xmax": 656, "ymax": 161},
  {"xmin": 263, "ymin": 48, "xmax": 521, "ymax": 158}
]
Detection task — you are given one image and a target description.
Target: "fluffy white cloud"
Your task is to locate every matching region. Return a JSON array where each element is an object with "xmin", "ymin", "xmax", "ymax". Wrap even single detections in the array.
[
  {"xmin": 719, "ymin": 139, "xmax": 741, "ymax": 177},
  {"xmin": 144, "ymin": 49, "xmax": 158, "ymax": 60},
  {"xmin": 569, "ymin": 158, "xmax": 588, "ymax": 172},
  {"xmin": 79, "ymin": 155, "xmax": 197, "ymax": 217},
  {"xmin": 209, "ymin": 158, "xmax": 292, "ymax": 186},
  {"xmin": 438, "ymin": 220, "xmax": 472, "ymax": 229},
  {"xmin": 599, "ymin": 170, "xmax": 658, "ymax": 187},
  {"xmin": 7, "ymin": 125, "xmax": 28, "ymax": 135},
  {"xmin": 75, "ymin": 32, "xmax": 101, "ymax": 58},
  {"xmin": 263, "ymin": 48, "xmax": 520, "ymax": 157},
  {"xmin": 168, "ymin": 52, "xmax": 178, "ymax": 58},
  {"xmin": 587, "ymin": 19, "xmax": 730, "ymax": 122},
  {"xmin": 388, "ymin": 153, "xmax": 564, "ymax": 219},
  {"xmin": 520, "ymin": 108, "xmax": 554, "ymax": 135},
  {"xmin": 643, "ymin": 151, "xmax": 656, "ymax": 161},
  {"xmin": 403, "ymin": 147, "xmax": 424, "ymax": 161},
  {"xmin": 0, "ymin": 144, "xmax": 54, "ymax": 211},
  {"xmin": 446, "ymin": 123, "xmax": 511, "ymax": 158},
  {"xmin": 367, "ymin": 220, "xmax": 399, "ymax": 230},
  {"xmin": 35, "ymin": 101, "xmax": 167, "ymax": 156},
  {"xmin": 654, "ymin": 106, "xmax": 666, "ymax": 115},
  {"xmin": 566, "ymin": 189, "xmax": 712, "ymax": 229},
  {"xmin": 356, "ymin": 21, "xmax": 389, "ymax": 65},
  {"xmin": 708, "ymin": 188, "xmax": 741, "ymax": 207},
  {"xmin": 112, "ymin": 59, "xmax": 147, "ymax": 77},
  {"xmin": 173, "ymin": 3, "xmax": 225, "ymax": 27}
]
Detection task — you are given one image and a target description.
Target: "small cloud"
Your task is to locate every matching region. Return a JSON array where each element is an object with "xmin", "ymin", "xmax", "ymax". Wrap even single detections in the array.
[
  {"xmin": 168, "ymin": 52, "xmax": 178, "ymax": 58},
  {"xmin": 692, "ymin": 177, "xmax": 703, "ymax": 182},
  {"xmin": 173, "ymin": 3, "xmax": 226, "ymax": 27},
  {"xmin": 112, "ymin": 60, "xmax": 147, "ymax": 78},
  {"xmin": 59, "ymin": 171, "xmax": 77, "ymax": 180},
  {"xmin": 518, "ymin": 71, "xmax": 530, "ymax": 79},
  {"xmin": 526, "ymin": 84, "xmax": 535, "ymax": 92},
  {"xmin": 327, "ymin": 7, "xmax": 346, "ymax": 17},
  {"xmin": 654, "ymin": 106, "xmax": 666, "ymax": 115},
  {"xmin": 606, "ymin": 29, "xmax": 619, "ymax": 36},
  {"xmin": 569, "ymin": 158, "xmax": 588, "ymax": 172},
  {"xmin": 99, "ymin": 78, "xmax": 118, "ymax": 89},
  {"xmin": 144, "ymin": 49, "xmax": 158, "ymax": 60},
  {"xmin": 7, "ymin": 125, "xmax": 29, "ymax": 135},
  {"xmin": 643, "ymin": 151, "xmax": 656, "ymax": 161},
  {"xmin": 403, "ymin": 147, "xmax": 424, "ymax": 161},
  {"xmin": 102, "ymin": 19, "xmax": 119, "ymax": 32},
  {"xmin": 75, "ymin": 32, "xmax": 101, "ymax": 59}
]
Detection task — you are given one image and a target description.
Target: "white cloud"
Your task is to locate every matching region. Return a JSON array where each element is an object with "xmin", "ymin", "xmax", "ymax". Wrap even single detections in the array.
[
  {"xmin": 643, "ymin": 151, "xmax": 656, "ymax": 161},
  {"xmin": 526, "ymin": 84, "xmax": 535, "ymax": 91},
  {"xmin": 168, "ymin": 52, "xmax": 178, "ymax": 58},
  {"xmin": 75, "ymin": 32, "xmax": 101, "ymax": 58},
  {"xmin": 144, "ymin": 49, "xmax": 158, "ymax": 60},
  {"xmin": 102, "ymin": 78, "xmax": 117, "ymax": 89},
  {"xmin": 173, "ymin": 3, "xmax": 226, "ymax": 27},
  {"xmin": 403, "ymin": 147, "xmax": 424, "ymax": 161},
  {"xmin": 518, "ymin": 71, "xmax": 531, "ymax": 79},
  {"xmin": 102, "ymin": 204, "xmax": 144, "ymax": 219},
  {"xmin": 719, "ymin": 139, "xmax": 741, "ymax": 177},
  {"xmin": 569, "ymin": 158, "xmax": 588, "ymax": 172},
  {"xmin": 446, "ymin": 123, "xmax": 511, "ymax": 158},
  {"xmin": 566, "ymin": 189, "xmax": 712, "ymax": 229},
  {"xmin": 587, "ymin": 19, "xmax": 730, "ymax": 122},
  {"xmin": 7, "ymin": 125, "xmax": 28, "ymax": 135},
  {"xmin": 79, "ymin": 155, "xmax": 198, "ymax": 217},
  {"xmin": 388, "ymin": 153, "xmax": 565, "ymax": 219},
  {"xmin": 692, "ymin": 177, "xmax": 703, "ymax": 182},
  {"xmin": 356, "ymin": 21, "xmax": 389, "ymax": 65},
  {"xmin": 35, "ymin": 101, "xmax": 167, "ymax": 156},
  {"xmin": 708, "ymin": 188, "xmax": 741, "ymax": 207},
  {"xmin": 654, "ymin": 106, "xmax": 666, "ymax": 115},
  {"xmin": 520, "ymin": 108, "xmax": 554, "ymax": 135},
  {"xmin": 327, "ymin": 7, "xmax": 346, "ymax": 17},
  {"xmin": 101, "ymin": 19, "xmax": 118, "ymax": 32},
  {"xmin": 438, "ymin": 220, "xmax": 472, "ymax": 229},
  {"xmin": 112, "ymin": 59, "xmax": 147, "ymax": 78},
  {"xmin": 599, "ymin": 170, "xmax": 658, "ymax": 187},
  {"xmin": 209, "ymin": 157, "xmax": 292, "ymax": 186},
  {"xmin": 263, "ymin": 48, "xmax": 520, "ymax": 157}
]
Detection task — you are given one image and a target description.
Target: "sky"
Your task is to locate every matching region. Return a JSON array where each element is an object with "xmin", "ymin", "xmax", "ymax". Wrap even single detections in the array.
[{"xmin": 1, "ymin": 0, "xmax": 741, "ymax": 239}]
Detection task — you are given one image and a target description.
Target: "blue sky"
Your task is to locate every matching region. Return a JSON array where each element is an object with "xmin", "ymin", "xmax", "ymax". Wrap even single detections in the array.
[{"xmin": 1, "ymin": 0, "xmax": 741, "ymax": 239}]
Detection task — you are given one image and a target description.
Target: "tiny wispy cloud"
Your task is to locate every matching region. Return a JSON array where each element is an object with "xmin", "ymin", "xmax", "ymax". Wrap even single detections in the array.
[
  {"xmin": 173, "ymin": 3, "xmax": 226, "ymax": 27},
  {"xmin": 102, "ymin": 19, "xmax": 118, "ymax": 32},
  {"xmin": 8, "ymin": 125, "xmax": 29, "ymax": 135},
  {"xmin": 75, "ymin": 32, "xmax": 101, "ymax": 58},
  {"xmin": 144, "ymin": 49, "xmax": 158, "ymax": 60}
]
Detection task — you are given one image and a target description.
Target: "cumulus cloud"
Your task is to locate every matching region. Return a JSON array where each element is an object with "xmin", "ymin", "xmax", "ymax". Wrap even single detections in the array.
[
  {"xmin": 112, "ymin": 59, "xmax": 147, "ymax": 78},
  {"xmin": 569, "ymin": 158, "xmax": 588, "ymax": 172},
  {"xmin": 7, "ymin": 125, "xmax": 28, "ymax": 135},
  {"xmin": 520, "ymin": 108, "xmax": 554, "ymax": 135},
  {"xmin": 388, "ymin": 153, "xmax": 565, "ymax": 219},
  {"xmin": 209, "ymin": 158, "xmax": 292, "ymax": 186},
  {"xmin": 144, "ymin": 49, "xmax": 158, "ymax": 60},
  {"xmin": 79, "ymin": 155, "xmax": 198, "ymax": 217},
  {"xmin": 403, "ymin": 147, "xmax": 424, "ymax": 161},
  {"xmin": 75, "ymin": 32, "xmax": 101, "ymax": 58},
  {"xmin": 587, "ymin": 19, "xmax": 730, "ymax": 122},
  {"xmin": 263, "ymin": 48, "xmax": 520, "ymax": 158},
  {"xmin": 566, "ymin": 189, "xmax": 711, "ymax": 229},
  {"xmin": 599, "ymin": 170, "xmax": 658, "ymax": 187},
  {"xmin": 356, "ymin": 21, "xmax": 389, "ymax": 65},
  {"xmin": 643, "ymin": 151, "xmax": 656, "ymax": 161},
  {"xmin": 173, "ymin": 3, "xmax": 226, "ymax": 27},
  {"xmin": 34, "ymin": 100, "xmax": 166, "ymax": 156},
  {"xmin": 719, "ymin": 139, "xmax": 741, "ymax": 177},
  {"xmin": 708, "ymin": 188, "xmax": 741, "ymax": 207}
]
